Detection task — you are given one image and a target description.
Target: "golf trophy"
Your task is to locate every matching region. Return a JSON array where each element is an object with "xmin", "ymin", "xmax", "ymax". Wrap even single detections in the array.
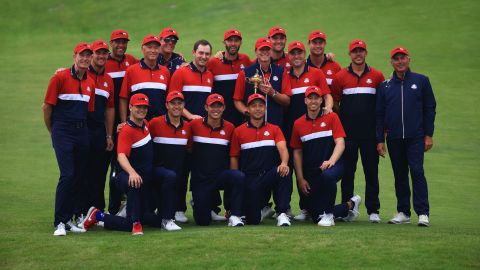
[{"xmin": 247, "ymin": 69, "xmax": 263, "ymax": 94}]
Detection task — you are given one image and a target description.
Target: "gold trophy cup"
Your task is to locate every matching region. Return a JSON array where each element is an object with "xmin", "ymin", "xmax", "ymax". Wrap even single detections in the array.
[{"xmin": 247, "ymin": 70, "xmax": 263, "ymax": 94}]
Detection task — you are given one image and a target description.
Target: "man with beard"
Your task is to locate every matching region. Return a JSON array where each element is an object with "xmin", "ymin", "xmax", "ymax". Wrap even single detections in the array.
[
  {"xmin": 158, "ymin": 27, "xmax": 186, "ymax": 75},
  {"xmin": 306, "ymin": 30, "xmax": 342, "ymax": 88},
  {"xmin": 331, "ymin": 40, "xmax": 385, "ymax": 223},
  {"xmin": 119, "ymin": 34, "xmax": 171, "ymax": 122},
  {"xmin": 268, "ymin": 26, "xmax": 290, "ymax": 68}
]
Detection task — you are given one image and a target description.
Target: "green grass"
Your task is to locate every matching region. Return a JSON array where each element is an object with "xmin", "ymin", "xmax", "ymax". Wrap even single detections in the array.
[{"xmin": 1, "ymin": 0, "xmax": 480, "ymax": 269}]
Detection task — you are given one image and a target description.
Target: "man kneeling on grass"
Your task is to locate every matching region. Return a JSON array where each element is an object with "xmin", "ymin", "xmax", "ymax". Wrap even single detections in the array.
[
  {"xmin": 291, "ymin": 86, "xmax": 361, "ymax": 226},
  {"xmin": 82, "ymin": 93, "xmax": 181, "ymax": 235}
]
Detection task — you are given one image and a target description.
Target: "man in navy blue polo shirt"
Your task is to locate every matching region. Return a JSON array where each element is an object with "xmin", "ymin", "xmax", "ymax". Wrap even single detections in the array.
[
  {"xmin": 43, "ymin": 42, "xmax": 96, "ymax": 236},
  {"xmin": 82, "ymin": 93, "xmax": 153, "ymax": 235},
  {"xmin": 291, "ymin": 86, "xmax": 361, "ymax": 226},
  {"xmin": 231, "ymin": 94, "xmax": 292, "ymax": 226},
  {"xmin": 190, "ymin": 94, "xmax": 245, "ymax": 227},
  {"xmin": 158, "ymin": 27, "xmax": 186, "ymax": 75},
  {"xmin": 376, "ymin": 47, "xmax": 436, "ymax": 227}
]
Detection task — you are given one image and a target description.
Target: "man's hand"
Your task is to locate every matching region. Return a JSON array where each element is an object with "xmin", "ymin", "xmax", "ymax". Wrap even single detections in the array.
[
  {"xmin": 128, "ymin": 172, "xmax": 143, "ymax": 188},
  {"xmin": 297, "ymin": 178, "xmax": 310, "ymax": 196},
  {"xmin": 54, "ymin": 67, "xmax": 67, "ymax": 75},
  {"xmin": 320, "ymin": 159, "xmax": 335, "ymax": 171},
  {"xmin": 259, "ymin": 81, "xmax": 274, "ymax": 96},
  {"xmin": 190, "ymin": 115, "xmax": 202, "ymax": 120},
  {"xmin": 214, "ymin": 50, "xmax": 224, "ymax": 60},
  {"xmin": 424, "ymin": 136, "xmax": 433, "ymax": 152},
  {"xmin": 277, "ymin": 163, "xmax": 290, "ymax": 177},
  {"xmin": 377, "ymin": 143, "xmax": 386, "ymax": 157},
  {"xmin": 117, "ymin": 122, "xmax": 126, "ymax": 133},
  {"xmin": 106, "ymin": 137, "xmax": 114, "ymax": 151},
  {"xmin": 322, "ymin": 106, "xmax": 333, "ymax": 115},
  {"xmin": 326, "ymin": 52, "xmax": 336, "ymax": 62}
]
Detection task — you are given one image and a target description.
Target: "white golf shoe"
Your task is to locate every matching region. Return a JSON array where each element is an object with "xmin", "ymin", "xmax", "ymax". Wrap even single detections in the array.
[
  {"xmin": 174, "ymin": 211, "xmax": 188, "ymax": 223},
  {"xmin": 294, "ymin": 209, "xmax": 310, "ymax": 221},
  {"xmin": 161, "ymin": 219, "xmax": 182, "ymax": 231},
  {"xmin": 418, "ymin": 215, "xmax": 430, "ymax": 227},
  {"xmin": 388, "ymin": 212, "xmax": 411, "ymax": 224},
  {"xmin": 318, "ymin": 213, "xmax": 335, "ymax": 227},
  {"xmin": 369, "ymin": 213, "xmax": 381, "ymax": 223},
  {"xmin": 228, "ymin": 215, "xmax": 244, "ymax": 227},
  {"xmin": 53, "ymin": 222, "xmax": 66, "ymax": 236},
  {"xmin": 276, "ymin": 213, "xmax": 291, "ymax": 227},
  {"xmin": 211, "ymin": 210, "xmax": 227, "ymax": 221}
]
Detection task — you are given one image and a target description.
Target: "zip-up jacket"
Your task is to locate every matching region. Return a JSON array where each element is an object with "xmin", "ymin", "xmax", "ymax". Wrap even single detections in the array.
[{"xmin": 376, "ymin": 70, "xmax": 436, "ymax": 143}]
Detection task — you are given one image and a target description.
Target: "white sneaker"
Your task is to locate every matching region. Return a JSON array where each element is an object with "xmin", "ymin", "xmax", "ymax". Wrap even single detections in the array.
[
  {"xmin": 161, "ymin": 219, "xmax": 182, "ymax": 231},
  {"xmin": 66, "ymin": 221, "xmax": 86, "ymax": 233},
  {"xmin": 116, "ymin": 202, "xmax": 127, "ymax": 218},
  {"xmin": 369, "ymin": 213, "xmax": 381, "ymax": 223},
  {"xmin": 75, "ymin": 214, "xmax": 85, "ymax": 228},
  {"xmin": 228, "ymin": 215, "xmax": 244, "ymax": 227},
  {"xmin": 174, "ymin": 211, "xmax": 188, "ymax": 223},
  {"xmin": 211, "ymin": 210, "xmax": 227, "ymax": 221},
  {"xmin": 343, "ymin": 195, "xmax": 361, "ymax": 222},
  {"xmin": 276, "ymin": 213, "xmax": 291, "ymax": 227},
  {"xmin": 318, "ymin": 213, "xmax": 335, "ymax": 227},
  {"xmin": 294, "ymin": 209, "xmax": 310, "ymax": 221},
  {"xmin": 53, "ymin": 222, "xmax": 66, "ymax": 236},
  {"xmin": 418, "ymin": 215, "xmax": 430, "ymax": 227},
  {"xmin": 261, "ymin": 206, "xmax": 275, "ymax": 221},
  {"xmin": 96, "ymin": 221, "xmax": 104, "ymax": 227},
  {"xmin": 388, "ymin": 212, "xmax": 411, "ymax": 224}
]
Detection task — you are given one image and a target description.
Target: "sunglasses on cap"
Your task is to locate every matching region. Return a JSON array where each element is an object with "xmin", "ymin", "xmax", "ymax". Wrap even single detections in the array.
[{"xmin": 163, "ymin": 37, "xmax": 178, "ymax": 44}]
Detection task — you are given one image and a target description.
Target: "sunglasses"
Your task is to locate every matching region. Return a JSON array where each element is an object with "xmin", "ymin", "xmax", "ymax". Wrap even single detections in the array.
[{"xmin": 163, "ymin": 37, "xmax": 178, "ymax": 44}]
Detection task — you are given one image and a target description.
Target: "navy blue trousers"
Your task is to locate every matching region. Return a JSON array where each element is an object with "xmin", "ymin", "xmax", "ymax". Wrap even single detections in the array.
[
  {"xmin": 341, "ymin": 138, "xmax": 380, "ymax": 214},
  {"xmin": 191, "ymin": 170, "xmax": 245, "ymax": 226},
  {"xmin": 52, "ymin": 121, "xmax": 89, "ymax": 226},
  {"xmin": 303, "ymin": 161, "xmax": 349, "ymax": 222},
  {"xmin": 150, "ymin": 166, "xmax": 177, "ymax": 220},
  {"xmin": 244, "ymin": 168, "xmax": 292, "ymax": 225},
  {"xmin": 387, "ymin": 137, "xmax": 429, "ymax": 216}
]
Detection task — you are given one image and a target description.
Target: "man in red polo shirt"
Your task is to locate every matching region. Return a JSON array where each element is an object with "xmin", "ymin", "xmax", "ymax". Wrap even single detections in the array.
[
  {"xmin": 43, "ymin": 42, "xmax": 96, "ymax": 236},
  {"xmin": 230, "ymin": 94, "xmax": 292, "ymax": 226},
  {"xmin": 268, "ymin": 26, "xmax": 290, "ymax": 68},
  {"xmin": 331, "ymin": 40, "xmax": 385, "ymax": 223},
  {"xmin": 306, "ymin": 30, "xmax": 342, "ymax": 88},
  {"xmin": 119, "ymin": 34, "xmax": 171, "ymax": 122},
  {"xmin": 291, "ymin": 86, "xmax": 361, "ymax": 226}
]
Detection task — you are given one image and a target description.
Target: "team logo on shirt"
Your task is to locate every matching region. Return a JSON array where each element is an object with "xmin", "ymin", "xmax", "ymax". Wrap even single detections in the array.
[
  {"xmin": 126, "ymin": 62, "xmax": 130, "ymax": 67},
  {"xmin": 160, "ymin": 75, "xmax": 164, "ymax": 80},
  {"xmin": 86, "ymin": 86, "xmax": 91, "ymax": 92},
  {"xmin": 286, "ymin": 63, "xmax": 291, "ymax": 67},
  {"xmin": 104, "ymin": 82, "xmax": 108, "ymax": 87},
  {"xmin": 273, "ymin": 76, "xmax": 278, "ymax": 81},
  {"xmin": 264, "ymin": 131, "xmax": 270, "ymax": 136},
  {"xmin": 240, "ymin": 64, "xmax": 245, "ymax": 69},
  {"xmin": 181, "ymin": 130, "xmax": 186, "ymax": 135},
  {"xmin": 321, "ymin": 122, "xmax": 326, "ymax": 127},
  {"xmin": 176, "ymin": 65, "xmax": 180, "ymax": 70},
  {"xmin": 366, "ymin": 78, "xmax": 372, "ymax": 84},
  {"xmin": 220, "ymin": 130, "xmax": 225, "ymax": 136},
  {"xmin": 208, "ymin": 79, "xmax": 211, "ymax": 84},
  {"xmin": 411, "ymin": 84, "xmax": 417, "ymax": 89},
  {"xmin": 304, "ymin": 78, "xmax": 310, "ymax": 83},
  {"xmin": 327, "ymin": 70, "xmax": 332, "ymax": 75}
]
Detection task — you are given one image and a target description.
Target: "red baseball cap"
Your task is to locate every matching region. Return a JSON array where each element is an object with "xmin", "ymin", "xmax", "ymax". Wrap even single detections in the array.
[
  {"xmin": 288, "ymin": 41, "xmax": 305, "ymax": 53},
  {"xmin": 160, "ymin": 28, "xmax": 179, "ymax": 39},
  {"xmin": 224, "ymin": 29, "xmax": 242, "ymax": 40},
  {"xmin": 206, "ymin": 94, "xmax": 225, "ymax": 105},
  {"xmin": 255, "ymin": 37, "xmax": 272, "ymax": 50},
  {"xmin": 247, "ymin": 93, "xmax": 266, "ymax": 105},
  {"xmin": 390, "ymin": 47, "xmax": 410, "ymax": 58},
  {"xmin": 142, "ymin": 34, "xmax": 161, "ymax": 46},
  {"xmin": 110, "ymin": 29, "xmax": 130, "ymax": 41},
  {"xmin": 130, "ymin": 93, "xmax": 150, "ymax": 106},
  {"xmin": 166, "ymin": 91, "xmax": 184, "ymax": 102},
  {"xmin": 268, "ymin": 26, "xmax": 286, "ymax": 38},
  {"xmin": 74, "ymin": 42, "xmax": 93, "ymax": 54},
  {"xmin": 349, "ymin": 39, "xmax": 367, "ymax": 51},
  {"xmin": 309, "ymin": 30, "xmax": 327, "ymax": 41},
  {"xmin": 305, "ymin": 86, "xmax": 323, "ymax": 97},
  {"xmin": 91, "ymin": 40, "xmax": 109, "ymax": 52}
]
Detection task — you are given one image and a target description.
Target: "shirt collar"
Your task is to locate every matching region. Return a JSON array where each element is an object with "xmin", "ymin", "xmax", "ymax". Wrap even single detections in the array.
[
  {"xmin": 108, "ymin": 53, "xmax": 126, "ymax": 63},
  {"xmin": 165, "ymin": 114, "xmax": 184, "ymax": 130},
  {"xmin": 140, "ymin": 58, "xmax": 160, "ymax": 70},
  {"xmin": 189, "ymin": 62, "xmax": 206, "ymax": 73},
  {"xmin": 88, "ymin": 65, "xmax": 104, "ymax": 76},
  {"xmin": 305, "ymin": 110, "xmax": 323, "ymax": 121},
  {"xmin": 70, "ymin": 65, "xmax": 87, "ymax": 80},
  {"xmin": 391, "ymin": 69, "xmax": 411, "ymax": 81},
  {"xmin": 347, "ymin": 63, "xmax": 370, "ymax": 78},
  {"xmin": 289, "ymin": 63, "xmax": 310, "ymax": 78},
  {"xmin": 246, "ymin": 119, "xmax": 266, "ymax": 128},
  {"xmin": 271, "ymin": 52, "xmax": 286, "ymax": 64},
  {"xmin": 202, "ymin": 116, "xmax": 224, "ymax": 131},
  {"xmin": 222, "ymin": 52, "xmax": 240, "ymax": 64},
  {"xmin": 126, "ymin": 119, "xmax": 146, "ymax": 129},
  {"xmin": 306, "ymin": 55, "xmax": 328, "ymax": 69}
]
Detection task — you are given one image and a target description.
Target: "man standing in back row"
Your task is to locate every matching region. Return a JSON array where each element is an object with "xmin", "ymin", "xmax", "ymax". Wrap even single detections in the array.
[
  {"xmin": 376, "ymin": 47, "xmax": 436, "ymax": 227},
  {"xmin": 331, "ymin": 40, "xmax": 384, "ymax": 223}
]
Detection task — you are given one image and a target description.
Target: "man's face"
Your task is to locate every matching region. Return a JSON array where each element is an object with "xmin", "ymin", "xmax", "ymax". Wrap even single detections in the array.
[
  {"xmin": 160, "ymin": 35, "xmax": 178, "ymax": 54},
  {"xmin": 92, "ymin": 49, "xmax": 109, "ymax": 67},
  {"xmin": 142, "ymin": 42, "xmax": 160, "ymax": 61},
  {"xmin": 288, "ymin": 49, "xmax": 305, "ymax": 68},
  {"xmin": 166, "ymin": 99, "xmax": 184, "ymax": 118},
  {"xmin": 349, "ymin": 48, "xmax": 367, "ymax": 65},
  {"xmin": 224, "ymin": 36, "xmax": 242, "ymax": 56},
  {"xmin": 256, "ymin": 47, "xmax": 271, "ymax": 62},
  {"xmin": 270, "ymin": 34, "xmax": 286, "ymax": 53},
  {"xmin": 110, "ymin": 39, "xmax": 128, "ymax": 57},
  {"xmin": 193, "ymin": 44, "xmax": 211, "ymax": 68},
  {"xmin": 248, "ymin": 100, "xmax": 266, "ymax": 120},
  {"xmin": 391, "ymin": 53, "xmax": 410, "ymax": 73},
  {"xmin": 205, "ymin": 102, "xmax": 225, "ymax": 120},
  {"xmin": 305, "ymin": 93, "xmax": 322, "ymax": 112},
  {"xmin": 129, "ymin": 104, "xmax": 148, "ymax": 120},
  {"xmin": 74, "ymin": 50, "xmax": 93, "ymax": 69},
  {"xmin": 308, "ymin": 38, "xmax": 326, "ymax": 56}
]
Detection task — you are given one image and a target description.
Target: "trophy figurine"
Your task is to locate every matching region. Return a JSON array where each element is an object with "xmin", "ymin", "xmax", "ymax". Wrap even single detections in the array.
[{"xmin": 247, "ymin": 69, "xmax": 263, "ymax": 94}]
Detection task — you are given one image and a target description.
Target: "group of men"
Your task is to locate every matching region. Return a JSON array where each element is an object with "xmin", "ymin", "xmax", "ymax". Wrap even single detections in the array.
[{"xmin": 43, "ymin": 26, "xmax": 436, "ymax": 236}]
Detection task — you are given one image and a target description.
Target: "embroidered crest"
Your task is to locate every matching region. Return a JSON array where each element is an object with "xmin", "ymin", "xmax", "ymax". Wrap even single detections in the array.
[
  {"xmin": 181, "ymin": 130, "xmax": 186, "ymax": 135},
  {"xmin": 411, "ymin": 84, "xmax": 417, "ymax": 89},
  {"xmin": 103, "ymin": 82, "xmax": 108, "ymax": 87},
  {"xmin": 320, "ymin": 122, "xmax": 326, "ymax": 127},
  {"xmin": 366, "ymin": 78, "xmax": 372, "ymax": 84},
  {"xmin": 125, "ymin": 62, "xmax": 130, "ymax": 67},
  {"xmin": 264, "ymin": 131, "xmax": 270, "ymax": 136},
  {"xmin": 273, "ymin": 76, "xmax": 279, "ymax": 81},
  {"xmin": 327, "ymin": 70, "xmax": 332, "ymax": 75},
  {"xmin": 220, "ymin": 130, "xmax": 225, "ymax": 136},
  {"xmin": 160, "ymin": 75, "xmax": 164, "ymax": 80},
  {"xmin": 304, "ymin": 78, "xmax": 310, "ymax": 83}
]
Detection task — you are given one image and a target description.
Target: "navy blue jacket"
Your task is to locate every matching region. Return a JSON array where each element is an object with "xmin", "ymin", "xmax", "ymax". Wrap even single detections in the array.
[{"xmin": 376, "ymin": 70, "xmax": 436, "ymax": 143}]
